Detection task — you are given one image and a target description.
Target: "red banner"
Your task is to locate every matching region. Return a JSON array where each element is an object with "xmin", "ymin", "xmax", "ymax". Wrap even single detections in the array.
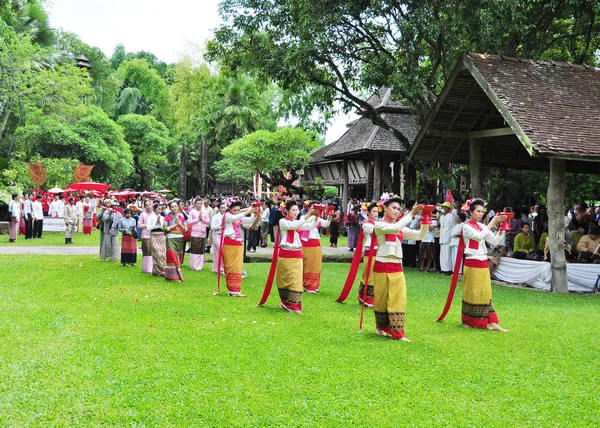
[{"xmin": 27, "ymin": 161, "xmax": 47, "ymax": 189}]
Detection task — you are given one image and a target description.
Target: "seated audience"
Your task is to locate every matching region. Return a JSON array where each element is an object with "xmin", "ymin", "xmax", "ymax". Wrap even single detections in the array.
[
  {"xmin": 576, "ymin": 226, "xmax": 600, "ymax": 263},
  {"xmin": 513, "ymin": 223, "xmax": 537, "ymax": 260}
]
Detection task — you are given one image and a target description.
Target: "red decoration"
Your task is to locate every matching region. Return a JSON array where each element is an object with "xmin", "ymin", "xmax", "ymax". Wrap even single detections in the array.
[
  {"xmin": 420, "ymin": 205, "xmax": 437, "ymax": 225},
  {"xmin": 27, "ymin": 161, "xmax": 47, "ymax": 189},
  {"xmin": 498, "ymin": 212, "xmax": 515, "ymax": 230}
]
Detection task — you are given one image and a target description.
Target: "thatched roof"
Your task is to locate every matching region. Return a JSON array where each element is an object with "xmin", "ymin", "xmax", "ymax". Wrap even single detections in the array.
[
  {"xmin": 409, "ymin": 52, "xmax": 600, "ymax": 173},
  {"xmin": 324, "ymin": 88, "xmax": 418, "ymax": 159}
]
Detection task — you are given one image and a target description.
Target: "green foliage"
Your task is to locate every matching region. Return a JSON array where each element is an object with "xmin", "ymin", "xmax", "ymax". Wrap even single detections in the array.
[
  {"xmin": 0, "ymin": 255, "xmax": 599, "ymax": 425},
  {"xmin": 117, "ymin": 114, "xmax": 174, "ymax": 190},
  {"xmin": 217, "ymin": 127, "xmax": 320, "ymax": 194},
  {"xmin": 323, "ymin": 185, "xmax": 339, "ymax": 199},
  {"xmin": 15, "ymin": 106, "xmax": 132, "ymax": 185},
  {"xmin": 115, "ymin": 59, "xmax": 172, "ymax": 124},
  {"xmin": 207, "ymin": 0, "xmax": 600, "ymax": 131},
  {"xmin": 55, "ymin": 30, "xmax": 120, "ymax": 115},
  {"xmin": 1, "ymin": 152, "xmax": 80, "ymax": 190}
]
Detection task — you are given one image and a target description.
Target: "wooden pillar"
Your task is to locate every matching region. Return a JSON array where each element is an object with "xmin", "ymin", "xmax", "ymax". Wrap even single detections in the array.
[
  {"xmin": 393, "ymin": 160, "xmax": 401, "ymax": 197},
  {"xmin": 373, "ymin": 153, "xmax": 382, "ymax": 200},
  {"xmin": 365, "ymin": 161, "xmax": 372, "ymax": 201},
  {"xmin": 469, "ymin": 139, "xmax": 482, "ymax": 197},
  {"xmin": 548, "ymin": 158, "xmax": 568, "ymax": 293},
  {"xmin": 399, "ymin": 163, "xmax": 405, "ymax": 200},
  {"xmin": 342, "ymin": 158, "xmax": 349, "ymax": 216}
]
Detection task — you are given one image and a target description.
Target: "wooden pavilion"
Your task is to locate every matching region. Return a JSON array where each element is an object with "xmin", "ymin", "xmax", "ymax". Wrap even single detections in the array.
[
  {"xmin": 409, "ymin": 52, "xmax": 600, "ymax": 293},
  {"xmin": 305, "ymin": 88, "xmax": 419, "ymax": 209}
]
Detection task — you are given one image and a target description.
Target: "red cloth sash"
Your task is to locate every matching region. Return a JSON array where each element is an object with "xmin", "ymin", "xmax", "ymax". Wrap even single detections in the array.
[
  {"xmin": 258, "ymin": 227, "xmax": 281, "ymax": 306},
  {"xmin": 216, "ymin": 214, "xmax": 226, "ymax": 294},
  {"xmin": 336, "ymin": 228, "xmax": 365, "ymax": 302},
  {"xmin": 464, "ymin": 258, "xmax": 488, "ymax": 268},
  {"xmin": 373, "ymin": 261, "xmax": 403, "ymax": 273},
  {"xmin": 223, "ymin": 238, "xmax": 243, "ymax": 247},
  {"xmin": 466, "ymin": 220, "xmax": 482, "ymax": 250},
  {"xmin": 303, "ymin": 239, "xmax": 320, "ymax": 247},
  {"xmin": 278, "ymin": 248, "xmax": 302, "ymax": 258},
  {"xmin": 437, "ymin": 230, "xmax": 464, "ymax": 322}
]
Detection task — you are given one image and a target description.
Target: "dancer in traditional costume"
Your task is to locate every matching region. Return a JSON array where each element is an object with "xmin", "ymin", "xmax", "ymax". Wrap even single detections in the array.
[
  {"xmin": 300, "ymin": 202, "xmax": 331, "ymax": 293},
  {"xmin": 188, "ymin": 198, "xmax": 211, "ymax": 271},
  {"xmin": 211, "ymin": 202, "xmax": 226, "ymax": 274},
  {"xmin": 138, "ymin": 200, "xmax": 154, "ymax": 273},
  {"xmin": 373, "ymin": 198, "xmax": 425, "ymax": 342},
  {"xmin": 148, "ymin": 203, "xmax": 166, "ymax": 277},
  {"xmin": 118, "ymin": 208, "xmax": 137, "ymax": 266},
  {"xmin": 357, "ymin": 202, "xmax": 380, "ymax": 307},
  {"xmin": 219, "ymin": 201, "xmax": 258, "ymax": 296},
  {"xmin": 163, "ymin": 201, "xmax": 188, "ymax": 282},
  {"xmin": 276, "ymin": 200, "xmax": 318, "ymax": 312},
  {"xmin": 461, "ymin": 199, "xmax": 508, "ymax": 331}
]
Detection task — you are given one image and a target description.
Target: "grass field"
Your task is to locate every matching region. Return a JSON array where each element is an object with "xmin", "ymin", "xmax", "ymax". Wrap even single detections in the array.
[{"xmin": 0, "ymin": 255, "xmax": 598, "ymax": 426}]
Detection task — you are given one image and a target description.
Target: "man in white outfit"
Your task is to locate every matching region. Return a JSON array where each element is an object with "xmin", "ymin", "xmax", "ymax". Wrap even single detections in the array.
[{"xmin": 438, "ymin": 201, "xmax": 456, "ymax": 274}]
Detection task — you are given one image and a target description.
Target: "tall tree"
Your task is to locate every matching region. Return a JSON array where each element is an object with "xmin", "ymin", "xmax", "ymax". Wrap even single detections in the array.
[
  {"xmin": 207, "ymin": 0, "xmax": 600, "ymax": 146},
  {"xmin": 117, "ymin": 114, "xmax": 173, "ymax": 190}
]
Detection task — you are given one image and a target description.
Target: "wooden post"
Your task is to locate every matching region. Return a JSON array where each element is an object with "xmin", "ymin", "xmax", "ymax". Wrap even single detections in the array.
[
  {"xmin": 400, "ymin": 163, "xmax": 405, "ymax": 200},
  {"xmin": 469, "ymin": 139, "xmax": 482, "ymax": 197},
  {"xmin": 342, "ymin": 158, "xmax": 349, "ymax": 216},
  {"xmin": 548, "ymin": 158, "xmax": 568, "ymax": 293},
  {"xmin": 365, "ymin": 161, "xmax": 372, "ymax": 201},
  {"xmin": 393, "ymin": 160, "xmax": 401, "ymax": 196},
  {"xmin": 373, "ymin": 153, "xmax": 382, "ymax": 200}
]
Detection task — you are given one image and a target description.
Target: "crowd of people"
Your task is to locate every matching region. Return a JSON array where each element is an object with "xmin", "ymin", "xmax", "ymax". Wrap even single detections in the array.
[{"xmin": 7, "ymin": 190, "xmax": 599, "ymax": 341}]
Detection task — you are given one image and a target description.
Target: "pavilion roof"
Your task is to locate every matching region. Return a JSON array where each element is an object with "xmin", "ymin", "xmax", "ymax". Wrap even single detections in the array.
[
  {"xmin": 324, "ymin": 87, "xmax": 418, "ymax": 160},
  {"xmin": 409, "ymin": 52, "xmax": 600, "ymax": 173}
]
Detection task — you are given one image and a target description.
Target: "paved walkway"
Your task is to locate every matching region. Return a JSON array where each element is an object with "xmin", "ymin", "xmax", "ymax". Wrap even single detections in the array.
[{"xmin": 0, "ymin": 243, "xmax": 356, "ymax": 257}]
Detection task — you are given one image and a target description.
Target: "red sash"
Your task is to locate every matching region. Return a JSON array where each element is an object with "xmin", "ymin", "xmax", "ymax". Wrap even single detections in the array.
[
  {"xmin": 336, "ymin": 227, "xmax": 365, "ymax": 303},
  {"xmin": 258, "ymin": 227, "xmax": 281, "ymax": 306},
  {"xmin": 437, "ymin": 231, "xmax": 464, "ymax": 321},
  {"xmin": 216, "ymin": 214, "xmax": 226, "ymax": 294}
]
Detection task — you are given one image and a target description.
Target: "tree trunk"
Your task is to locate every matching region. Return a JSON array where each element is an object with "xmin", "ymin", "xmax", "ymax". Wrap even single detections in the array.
[
  {"xmin": 548, "ymin": 158, "xmax": 568, "ymax": 293},
  {"xmin": 0, "ymin": 103, "xmax": 13, "ymax": 141},
  {"xmin": 469, "ymin": 139, "xmax": 482, "ymax": 197},
  {"xmin": 178, "ymin": 141, "xmax": 187, "ymax": 198},
  {"xmin": 200, "ymin": 135, "xmax": 207, "ymax": 195}
]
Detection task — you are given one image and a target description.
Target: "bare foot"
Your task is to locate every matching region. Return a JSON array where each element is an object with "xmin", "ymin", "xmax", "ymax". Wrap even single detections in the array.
[
  {"xmin": 375, "ymin": 328, "xmax": 389, "ymax": 337},
  {"xmin": 399, "ymin": 337, "xmax": 412, "ymax": 343},
  {"xmin": 462, "ymin": 322, "xmax": 473, "ymax": 328},
  {"xmin": 488, "ymin": 323, "xmax": 509, "ymax": 332}
]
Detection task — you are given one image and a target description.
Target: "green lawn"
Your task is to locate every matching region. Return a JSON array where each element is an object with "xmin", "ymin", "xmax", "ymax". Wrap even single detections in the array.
[{"xmin": 0, "ymin": 256, "xmax": 598, "ymax": 426}]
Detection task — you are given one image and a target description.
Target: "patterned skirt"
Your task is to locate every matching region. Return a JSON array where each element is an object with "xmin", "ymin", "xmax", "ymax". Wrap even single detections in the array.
[
  {"xmin": 302, "ymin": 242, "xmax": 322, "ymax": 292},
  {"xmin": 461, "ymin": 259, "xmax": 499, "ymax": 328},
  {"xmin": 373, "ymin": 261, "xmax": 406, "ymax": 339},
  {"xmin": 141, "ymin": 237, "xmax": 153, "ymax": 273},
  {"xmin": 121, "ymin": 234, "xmax": 137, "ymax": 265},
  {"xmin": 277, "ymin": 249, "xmax": 303, "ymax": 312},
  {"xmin": 223, "ymin": 239, "xmax": 243, "ymax": 292},
  {"xmin": 150, "ymin": 231, "xmax": 166, "ymax": 276},
  {"xmin": 165, "ymin": 236, "xmax": 184, "ymax": 281}
]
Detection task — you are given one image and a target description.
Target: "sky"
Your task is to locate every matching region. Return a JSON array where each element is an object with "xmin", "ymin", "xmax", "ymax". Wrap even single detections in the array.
[{"xmin": 47, "ymin": 0, "xmax": 354, "ymax": 143}]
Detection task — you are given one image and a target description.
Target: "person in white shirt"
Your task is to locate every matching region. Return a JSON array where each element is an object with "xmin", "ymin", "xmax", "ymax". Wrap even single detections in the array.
[
  {"xmin": 419, "ymin": 217, "xmax": 437, "ymax": 272},
  {"xmin": 373, "ymin": 198, "xmax": 425, "ymax": 342},
  {"xmin": 8, "ymin": 193, "xmax": 21, "ymax": 242},
  {"xmin": 211, "ymin": 202, "xmax": 227, "ymax": 274},
  {"xmin": 75, "ymin": 197, "xmax": 83, "ymax": 233},
  {"xmin": 275, "ymin": 200, "xmax": 318, "ymax": 312},
  {"xmin": 33, "ymin": 195, "xmax": 44, "ymax": 238},
  {"xmin": 260, "ymin": 200, "xmax": 271, "ymax": 247},
  {"xmin": 460, "ymin": 199, "xmax": 508, "ymax": 332},
  {"xmin": 219, "ymin": 201, "xmax": 257, "ymax": 296},
  {"xmin": 22, "ymin": 193, "xmax": 34, "ymax": 239},
  {"xmin": 439, "ymin": 201, "xmax": 457, "ymax": 274}
]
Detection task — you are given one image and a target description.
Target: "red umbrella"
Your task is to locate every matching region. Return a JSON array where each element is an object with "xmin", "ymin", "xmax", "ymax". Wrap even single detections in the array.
[
  {"xmin": 158, "ymin": 188, "xmax": 172, "ymax": 193},
  {"xmin": 110, "ymin": 191, "xmax": 137, "ymax": 197},
  {"xmin": 67, "ymin": 182, "xmax": 111, "ymax": 192}
]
